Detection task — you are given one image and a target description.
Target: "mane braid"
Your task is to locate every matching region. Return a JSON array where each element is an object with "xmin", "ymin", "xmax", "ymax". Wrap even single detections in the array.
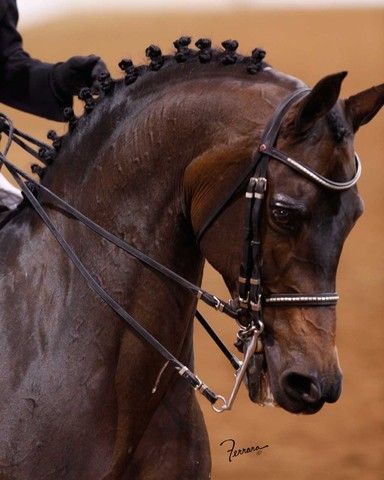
[
  {"xmin": 35, "ymin": 37, "xmax": 268, "ymax": 183},
  {"xmin": 3, "ymin": 36, "xmax": 271, "ymax": 225}
]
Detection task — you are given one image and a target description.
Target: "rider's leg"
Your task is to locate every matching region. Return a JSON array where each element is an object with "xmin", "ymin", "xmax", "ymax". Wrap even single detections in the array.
[{"xmin": 0, "ymin": 172, "xmax": 22, "ymax": 210}]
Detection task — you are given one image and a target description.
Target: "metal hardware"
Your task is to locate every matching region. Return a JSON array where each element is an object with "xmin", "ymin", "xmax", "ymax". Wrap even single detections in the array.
[
  {"xmin": 264, "ymin": 293, "xmax": 339, "ymax": 306},
  {"xmin": 212, "ymin": 321, "xmax": 264, "ymax": 413},
  {"xmin": 238, "ymin": 292, "xmax": 250, "ymax": 308},
  {"xmin": 193, "ymin": 377, "xmax": 204, "ymax": 390},
  {"xmin": 255, "ymin": 177, "xmax": 267, "ymax": 191},
  {"xmin": 213, "ymin": 295, "xmax": 225, "ymax": 311},
  {"xmin": 250, "ymin": 301, "xmax": 261, "ymax": 312},
  {"xmin": 250, "ymin": 294, "xmax": 262, "ymax": 312},
  {"xmin": 237, "ymin": 319, "xmax": 263, "ymax": 338},
  {"xmin": 259, "ymin": 143, "xmax": 267, "ymax": 152},
  {"xmin": 178, "ymin": 365, "xmax": 188, "ymax": 377}
]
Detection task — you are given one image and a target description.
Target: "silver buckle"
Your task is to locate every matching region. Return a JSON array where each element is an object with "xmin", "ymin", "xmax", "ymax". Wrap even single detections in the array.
[
  {"xmin": 250, "ymin": 294, "xmax": 262, "ymax": 312},
  {"xmin": 213, "ymin": 295, "xmax": 224, "ymax": 312},
  {"xmin": 255, "ymin": 177, "xmax": 267, "ymax": 192},
  {"xmin": 246, "ymin": 177, "xmax": 267, "ymax": 199},
  {"xmin": 238, "ymin": 292, "xmax": 250, "ymax": 308}
]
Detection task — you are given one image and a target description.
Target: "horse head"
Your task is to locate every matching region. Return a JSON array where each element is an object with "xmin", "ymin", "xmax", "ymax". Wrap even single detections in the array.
[{"xmin": 185, "ymin": 71, "xmax": 383, "ymax": 414}]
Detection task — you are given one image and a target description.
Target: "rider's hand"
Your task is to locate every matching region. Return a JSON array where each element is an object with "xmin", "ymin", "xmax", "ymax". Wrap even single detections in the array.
[{"xmin": 51, "ymin": 55, "xmax": 109, "ymax": 103}]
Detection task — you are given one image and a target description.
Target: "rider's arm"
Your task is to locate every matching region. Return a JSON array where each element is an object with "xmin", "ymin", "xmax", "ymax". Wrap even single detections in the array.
[
  {"xmin": 0, "ymin": 1, "xmax": 108, "ymax": 122},
  {"xmin": 0, "ymin": 0, "xmax": 71, "ymax": 121}
]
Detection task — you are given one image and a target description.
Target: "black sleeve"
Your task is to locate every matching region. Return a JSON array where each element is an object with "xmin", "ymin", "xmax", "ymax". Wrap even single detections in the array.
[{"xmin": 0, "ymin": 0, "xmax": 71, "ymax": 121}]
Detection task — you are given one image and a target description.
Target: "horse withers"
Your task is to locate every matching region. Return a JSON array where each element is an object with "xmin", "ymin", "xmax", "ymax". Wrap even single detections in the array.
[{"xmin": 0, "ymin": 38, "xmax": 383, "ymax": 479}]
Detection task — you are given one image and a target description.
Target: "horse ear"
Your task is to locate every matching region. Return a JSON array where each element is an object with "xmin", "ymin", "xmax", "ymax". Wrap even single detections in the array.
[
  {"xmin": 295, "ymin": 71, "xmax": 348, "ymax": 133},
  {"xmin": 345, "ymin": 84, "xmax": 384, "ymax": 132}
]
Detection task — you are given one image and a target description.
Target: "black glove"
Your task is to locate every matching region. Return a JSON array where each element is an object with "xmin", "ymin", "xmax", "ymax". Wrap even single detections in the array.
[{"xmin": 51, "ymin": 55, "xmax": 109, "ymax": 103}]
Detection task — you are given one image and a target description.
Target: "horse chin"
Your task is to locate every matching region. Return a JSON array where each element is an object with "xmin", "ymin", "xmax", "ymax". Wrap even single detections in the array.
[{"xmin": 245, "ymin": 353, "xmax": 278, "ymax": 407}]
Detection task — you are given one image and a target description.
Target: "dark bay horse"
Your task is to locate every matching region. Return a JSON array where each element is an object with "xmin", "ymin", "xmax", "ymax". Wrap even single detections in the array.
[{"xmin": 0, "ymin": 38, "xmax": 383, "ymax": 479}]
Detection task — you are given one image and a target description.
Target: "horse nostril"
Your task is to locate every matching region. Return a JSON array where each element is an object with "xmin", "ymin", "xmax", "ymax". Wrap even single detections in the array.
[
  {"xmin": 302, "ymin": 381, "xmax": 320, "ymax": 403},
  {"xmin": 281, "ymin": 372, "xmax": 321, "ymax": 404}
]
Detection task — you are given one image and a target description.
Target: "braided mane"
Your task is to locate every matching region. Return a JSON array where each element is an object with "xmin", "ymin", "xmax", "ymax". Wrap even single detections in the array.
[{"xmin": 32, "ymin": 37, "xmax": 267, "ymax": 180}]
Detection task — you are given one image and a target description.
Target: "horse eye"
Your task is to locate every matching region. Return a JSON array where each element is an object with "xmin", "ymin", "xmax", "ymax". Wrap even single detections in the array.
[{"xmin": 272, "ymin": 207, "xmax": 291, "ymax": 224}]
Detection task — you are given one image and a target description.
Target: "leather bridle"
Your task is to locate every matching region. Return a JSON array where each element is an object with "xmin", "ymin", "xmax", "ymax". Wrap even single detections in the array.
[
  {"xmin": 193, "ymin": 87, "xmax": 361, "ymax": 411},
  {"xmin": 0, "ymin": 87, "xmax": 361, "ymax": 413},
  {"xmin": 196, "ymin": 87, "xmax": 360, "ymax": 313}
]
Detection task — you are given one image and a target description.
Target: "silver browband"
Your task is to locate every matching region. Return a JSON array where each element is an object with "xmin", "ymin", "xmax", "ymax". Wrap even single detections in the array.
[{"xmin": 267, "ymin": 147, "xmax": 362, "ymax": 191}]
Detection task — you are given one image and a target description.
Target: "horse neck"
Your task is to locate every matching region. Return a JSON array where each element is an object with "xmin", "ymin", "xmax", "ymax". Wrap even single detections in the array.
[
  {"xmin": 0, "ymin": 82, "xmax": 214, "ymax": 389},
  {"xmin": 36, "ymin": 70, "xmax": 304, "ymax": 285},
  {"xmin": 21, "ymin": 81, "xmax": 253, "ymax": 348}
]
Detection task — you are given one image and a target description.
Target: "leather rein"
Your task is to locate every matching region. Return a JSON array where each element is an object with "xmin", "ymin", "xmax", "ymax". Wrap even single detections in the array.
[{"xmin": 0, "ymin": 88, "xmax": 361, "ymax": 412}]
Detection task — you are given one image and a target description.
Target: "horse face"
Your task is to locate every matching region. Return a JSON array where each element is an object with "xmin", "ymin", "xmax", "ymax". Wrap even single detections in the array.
[
  {"xmin": 195, "ymin": 74, "xmax": 383, "ymax": 414},
  {"xmin": 255, "ymin": 76, "xmax": 383, "ymax": 413},
  {"xmin": 259, "ymin": 125, "xmax": 362, "ymax": 414}
]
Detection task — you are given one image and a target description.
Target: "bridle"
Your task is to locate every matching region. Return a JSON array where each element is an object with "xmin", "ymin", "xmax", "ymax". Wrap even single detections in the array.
[
  {"xmin": 0, "ymin": 87, "xmax": 361, "ymax": 413},
  {"xmin": 193, "ymin": 87, "xmax": 361, "ymax": 411},
  {"xmin": 196, "ymin": 87, "xmax": 360, "ymax": 310}
]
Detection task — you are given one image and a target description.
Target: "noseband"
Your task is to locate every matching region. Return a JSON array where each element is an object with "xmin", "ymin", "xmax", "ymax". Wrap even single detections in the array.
[{"xmin": 0, "ymin": 87, "xmax": 361, "ymax": 413}]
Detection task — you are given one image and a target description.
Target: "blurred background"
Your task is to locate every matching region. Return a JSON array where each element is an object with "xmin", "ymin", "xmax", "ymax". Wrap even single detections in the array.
[{"xmin": 3, "ymin": 1, "xmax": 383, "ymax": 479}]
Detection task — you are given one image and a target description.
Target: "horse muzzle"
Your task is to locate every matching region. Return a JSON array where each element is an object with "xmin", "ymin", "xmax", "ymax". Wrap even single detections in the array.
[
  {"xmin": 244, "ymin": 338, "xmax": 343, "ymax": 413},
  {"xmin": 274, "ymin": 367, "xmax": 343, "ymax": 414}
]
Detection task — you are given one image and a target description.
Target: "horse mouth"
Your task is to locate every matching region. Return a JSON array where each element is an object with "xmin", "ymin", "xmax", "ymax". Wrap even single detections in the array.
[
  {"xmin": 245, "ymin": 353, "xmax": 277, "ymax": 407},
  {"xmin": 245, "ymin": 351, "xmax": 341, "ymax": 414}
]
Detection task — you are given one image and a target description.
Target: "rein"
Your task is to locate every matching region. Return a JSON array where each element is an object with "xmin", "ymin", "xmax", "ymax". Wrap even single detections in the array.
[
  {"xmin": 0, "ymin": 115, "xmax": 241, "ymax": 408},
  {"xmin": 0, "ymin": 88, "xmax": 361, "ymax": 412}
]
